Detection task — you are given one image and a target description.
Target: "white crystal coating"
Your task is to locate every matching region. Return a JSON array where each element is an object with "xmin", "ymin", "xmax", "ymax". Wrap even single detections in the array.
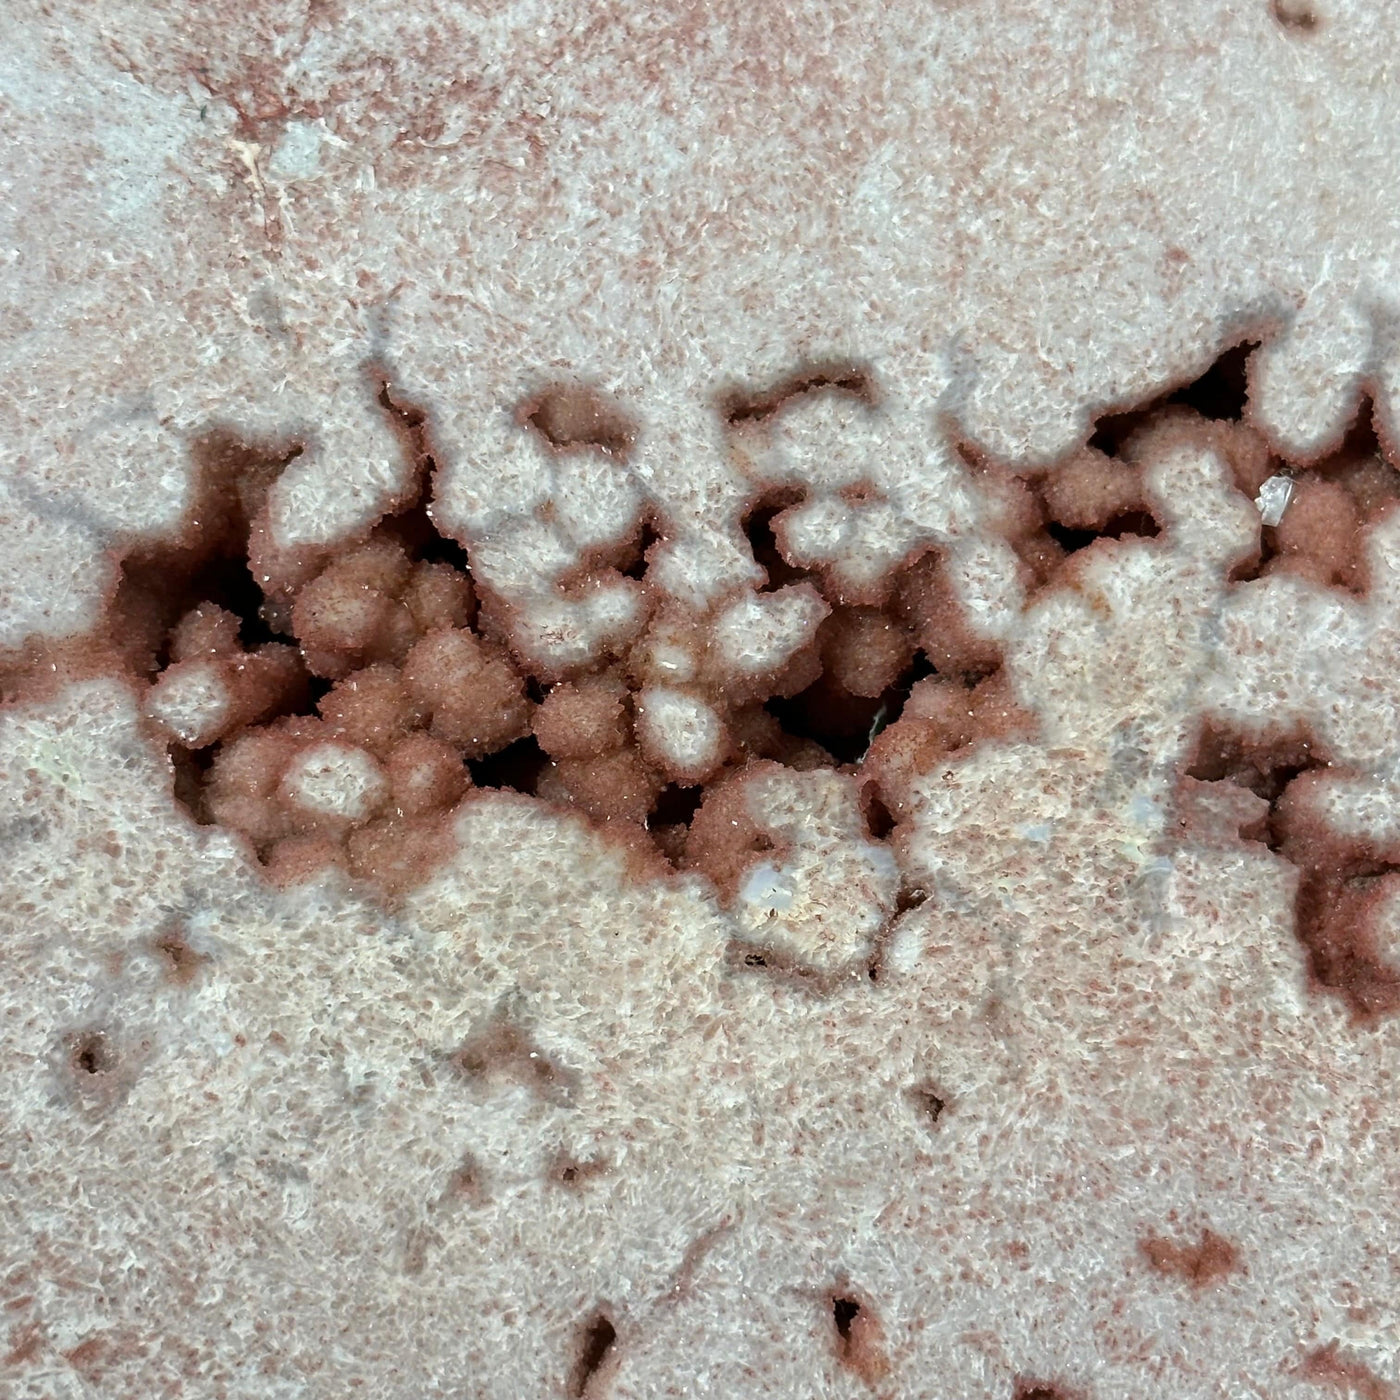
[
  {"xmin": 712, "ymin": 585, "xmax": 828, "ymax": 676},
  {"xmin": 143, "ymin": 659, "xmax": 231, "ymax": 748},
  {"xmin": 636, "ymin": 687, "xmax": 724, "ymax": 776},
  {"xmin": 279, "ymin": 741, "xmax": 387, "ymax": 821}
]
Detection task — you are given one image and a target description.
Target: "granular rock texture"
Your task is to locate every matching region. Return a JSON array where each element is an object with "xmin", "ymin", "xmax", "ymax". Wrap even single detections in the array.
[{"xmin": 5, "ymin": 2, "xmax": 1400, "ymax": 1398}]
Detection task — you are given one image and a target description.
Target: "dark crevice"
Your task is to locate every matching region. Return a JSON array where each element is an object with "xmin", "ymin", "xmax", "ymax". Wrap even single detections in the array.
[
  {"xmin": 1086, "ymin": 408, "xmax": 1148, "ymax": 459},
  {"xmin": 721, "ymin": 363, "xmax": 877, "ymax": 428},
  {"xmin": 764, "ymin": 687, "xmax": 874, "ymax": 765},
  {"xmin": 1088, "ymin": 343, "xmax": 1256, "ymax": 455},
  {"xmin": 742, "ymin": 495, "xmax": 811, "ymax": 592},
  {"xmin": 1166, "ymin": 341, "xmax": 1255, "ymax": 421},
  {"xmin": 649, "ymin": 782, "xmax": 703, "ymax": 829},
  {"xmin": 865, "ymin": 794, "xmax": 895, "ymax": 841},
  {"xmin": 1185, "ymin": 721, "xmax": 1326, "ymax": 819},
  {"xmin": 468, "ymin": 735, "xmax": 549, "ymax": 795},
  {"xmin": 828, "ymin": 1289, "xmax": 890, "ymax": 1383},
  {"xmin": 832, "ymin": 1296, "xmax": 861, "ymax": 1340},
  {"xmin": 1042, "ymin": 509, "xmax": 1159, "ymax": 557},
  {"xmin": 1180, "ymin": 722, "xmax": 1400, "ymax": 1020},
  {"xmin": 767, "ymin": 652, "xmax": 935, "ymax": 766},
  {"xmin": 621, "ymin": 518, "xmax": 661, "ymax": 581},
  {"xmin": 69, "ymin": 1030, "xmax": 116, "ymax": 1077},
  {"xmin": 895, "ymin": 885, "xmax": 929, "ymax": 913},
  {"xmin": 112, "ymin": 431, "xmax": 304, "ymax": 679},
  {"xmin": 1043, "ymin": 521, "xmax": 1099, "ymax": 555},
  {"xmin": 368, "ymin": 380, "xmax": 471, "ymax": 575},
  {"xmin": 170, "ymin": 744, "xmax": 215, "ymax": 824},
  {"xmin": 569, "ymin": 1311, "xmax": 617, "ymax": 1398},
  {"xmin": 1102, "ymin": 509, "xmax": 1160, "ymax": 540}
]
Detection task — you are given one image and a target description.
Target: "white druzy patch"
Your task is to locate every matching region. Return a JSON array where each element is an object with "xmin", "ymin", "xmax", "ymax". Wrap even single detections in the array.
[
  {"xmin": 712, "ymin": 584, "xmax": 828, "ymax": 677},
  {"xmin": 636, "ymin": 687, "xmax": 725, "ymax": 779},
  {"xmin": 144, "ymin": 659, "xmax": 232, "ymax": 748},
  {"xmin": 279, "ymin": 741, "xmax": 387, "ymax": 822}
]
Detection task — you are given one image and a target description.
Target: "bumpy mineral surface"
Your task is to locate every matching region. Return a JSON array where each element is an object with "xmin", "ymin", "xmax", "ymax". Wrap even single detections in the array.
[{"xmin": 3, "ymin": 1, "xmax": 1400, "ymax": 1396}]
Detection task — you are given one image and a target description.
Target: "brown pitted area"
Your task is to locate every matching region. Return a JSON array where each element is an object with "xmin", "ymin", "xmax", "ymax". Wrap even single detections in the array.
[
  {"xmin": 1138, "ymin": 1228, "xmax": 1242, "ymax": 1289},
  {"xmin": 1012, "ymin": 1381, "xmax": 1084, "ymax": 1400},
  {"xmin": 1301, "ymin": 1342, "xmax": 1394, "ymax": 1400},
  {"xmin": 2, "ymin": 378, "xmax": 1030, "ymax": 903},
  {"xmin": 1271, "ymin": 0, "xmax": 1322, "ymax": 33},
  {"xmin": 905, "ymin": 1081, "xmax": 948, "ymax": 1128},
  {"xmin": 1181, "ymin": 723, "xmax": 1400, "ymax": 1020},
  {"xmin": 9, "ymin": 348, "xmax": 1400, "ymax": 913},
  {"xmin": 446, "ymin": 1012, "xmax": 579, "ymax": 1106},
  {"xmin": 54, "ymin": 1023, "xmax": 150, "ymax": 1118},
  {"xmin": 993, "ymin": 344, "xmax": 1400, "ymax": 599},
  {"xmin": 519, "ymin": 384, "xmax": 639, "ymax": 461},
  {"xmin": 437, "ymin": 1152, "xmax": 489, "ymax": 1211},
  {"xmin": 970, "ymin": 434, "xmax": 1163, "ymax": 598}
]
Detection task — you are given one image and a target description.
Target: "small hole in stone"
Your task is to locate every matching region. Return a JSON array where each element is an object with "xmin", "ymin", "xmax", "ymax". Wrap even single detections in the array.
[
  {"xmin": 1086, "ymin": 409, "xmax": 1148, "ymax": 458},
  {"xmin": 832, "ymin": 1296, "xmax": 861, "ymax": 1340},
  {"xmin": 71, "ymin": 1031, "xmax": 115, "ymax": 1077},
  {"xmin": 828, "ymin": 1289, "xmax": 891, "ymax": 1383},
  {"xmin": 468, "ymin": 735, "xmax": 549, "ymax": 795},
  {"xmin": 1101, "ymin": 509, "xmax": 1160, "ymax": 540},
  {"xmin": 1271, "ymin": 0, "xmax": 1320, "ymax": 31},
  {"xmin": 621, "ymin": 519, "xmax": 661, "ymax": 581},
  {"xmin": 649, "ymin": 782, "xmax": 703, "ymax": 829},
  {"xmin": 1045, "ymin": 511, "xmax": 1159, "ymax": 557},
  {"xmin": 550, "ymin": 1154, "xmax": 608, "ymax": 1189},
  {"xmin": 1044, "ymin": 521, "xmax": 1099, "ymax": 555},
  {"xmin": 865, "ymin": 795, "xmax": 895, "ymax": 841},
  {"xmin": 767, "ymin": 652, "xmax": 932, "ymax": 766},
  {"xmin": 569, "ymin": 1311, "xmax": 617, "ymax": 1398},
  {"xmin": 908, "ymin": 1083, "xmax": 947, "ymax": 1125}
]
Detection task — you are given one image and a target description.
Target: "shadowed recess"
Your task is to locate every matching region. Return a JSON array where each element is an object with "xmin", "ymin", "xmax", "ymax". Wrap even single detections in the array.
[{"xmin": 569, "ymin": 1310, "xmax": 617, "ymax": 1398}]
